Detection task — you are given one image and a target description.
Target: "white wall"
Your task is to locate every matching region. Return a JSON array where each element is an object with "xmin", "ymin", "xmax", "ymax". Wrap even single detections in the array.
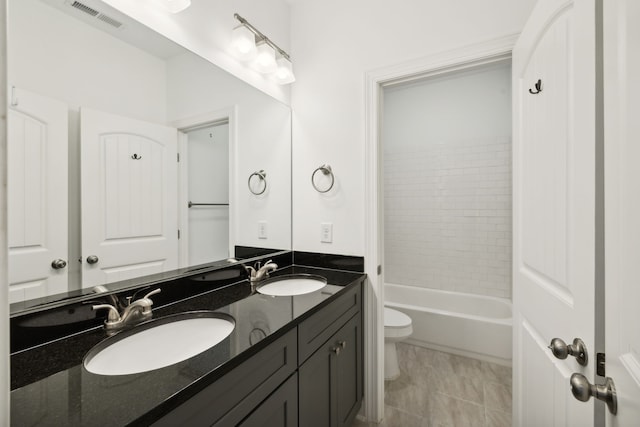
[
  {"xmin": 290, "ymin": 0, "xmax": 536, "ymax": 256},
  {"xmin": 383, "ymin": 63, "xmax": 512, "ymax": 298},
  {"xmin": 166, "ymin": 52, "xmax": 292, "ymax": 252},
  {"xmin": 8, "ymin": 0, "xmax": 167, "ymax": 124},
  {"xmin": 101, "ymin": 0, "xmax": 292, "ymax": 104}
]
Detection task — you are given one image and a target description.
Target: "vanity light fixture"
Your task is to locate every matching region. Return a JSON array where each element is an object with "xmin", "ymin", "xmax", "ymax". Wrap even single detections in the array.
[
  {"xmin": 274, "ymin": 57, "xmax": 295, "ymax": 84},
  {"xmin": 231, "ymin": 13, "xmax": 295, "ymax": 85},
  {"xmin": 253, "ymin": 42, "xmax": 278, "ymax": 73},
  {"xmin": 230, "ymin": 25, "xmax": 258, "ymax": 61}
]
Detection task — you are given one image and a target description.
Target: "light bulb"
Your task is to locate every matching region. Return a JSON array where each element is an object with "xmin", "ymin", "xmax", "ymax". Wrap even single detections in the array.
[
  {"xmin": 230, "ymin": 25, "xmax": 257, "ymax": 61},
  {"xmin": 253, "ymin": 42, "xmax": 277, "ymax": 74},
  {"xmin": 274, "ymin": 57, "xmax": 295, "ymax": 84}
]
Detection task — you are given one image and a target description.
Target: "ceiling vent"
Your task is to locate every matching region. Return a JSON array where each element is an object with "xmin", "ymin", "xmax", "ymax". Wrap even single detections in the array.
[
  {"xmin": 97, "ymin": 14, "xmax": 123, "ymax": 29},
  {"xmin": 70, "ymin": 1, "xmax": 98, "ymax": 16},
  {"xmin": 67, "ymin": 0, "xmax": 124, "ymax": 29}
]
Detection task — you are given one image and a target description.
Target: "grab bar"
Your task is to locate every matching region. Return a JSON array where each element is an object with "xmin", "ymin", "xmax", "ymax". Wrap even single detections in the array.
[{"xmin": 188, "ymin": 202, "xmax": 229, "ymax": 208}]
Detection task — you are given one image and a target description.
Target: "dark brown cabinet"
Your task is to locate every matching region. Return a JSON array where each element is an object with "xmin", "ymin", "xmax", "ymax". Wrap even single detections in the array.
[
  {"xmin": 299, "ymin": 313, "xmax": 362, "ymax": 427},
  {"xmin": 153, "ymin": 280, "xmax": 363, "ymax": 427},
  {"xmin": 153, "ymin": 328, "xmax": 297, "ymax": 427},
  {"xmin": 238, "ymin": 373, "xmax": 298, "ymax": 427}
]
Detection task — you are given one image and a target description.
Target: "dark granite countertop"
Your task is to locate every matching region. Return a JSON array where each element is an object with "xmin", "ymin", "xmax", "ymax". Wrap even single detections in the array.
[{"xmin": 10, "ymin": 265, "xmax": 365, "ymax": 427}]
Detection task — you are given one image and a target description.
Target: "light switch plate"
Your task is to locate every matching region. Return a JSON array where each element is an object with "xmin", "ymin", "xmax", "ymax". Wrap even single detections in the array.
[
  {"xmin": 258, "ymin": 221, "xmax": 268, "ymax": 239},
  {"xmin": 321, "ymin": 223, "xmax": 333, "ymax": 243}
]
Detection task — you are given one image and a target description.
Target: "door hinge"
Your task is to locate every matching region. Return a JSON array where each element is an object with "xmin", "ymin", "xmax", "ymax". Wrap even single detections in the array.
[
  {"xmin": 178, "ymin": 229, "xmax": 181, "ymax": 239},
  {"xmin": 597, "ymin": 352, "xmax": 606, "ymax": 377},
  {"xmin": 177, "ymin": 153, "xmax": 180, "ymax": 162},
  {"xmin": 377, "ymin": 265, "xmax": 382, "ymax": 275}
]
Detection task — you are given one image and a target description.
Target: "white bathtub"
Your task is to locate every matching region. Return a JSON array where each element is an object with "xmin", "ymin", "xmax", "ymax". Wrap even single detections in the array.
[{"xmin": 385, "ymin": 283, "xmax": 512, "ymax": 366}]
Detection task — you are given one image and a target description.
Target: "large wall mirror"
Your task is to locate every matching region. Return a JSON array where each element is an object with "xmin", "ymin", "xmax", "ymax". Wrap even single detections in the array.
[{"xmin": 7, "ymin": 0, "xmax": 292, "ymax": 311}]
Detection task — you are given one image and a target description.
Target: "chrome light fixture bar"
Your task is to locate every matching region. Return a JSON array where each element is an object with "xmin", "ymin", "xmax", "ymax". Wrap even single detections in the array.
[
  {"xmin": 234, "ymin": 13, "xmax": 290, "ymax": 60},
  {"xmin": 232, "ymin": 13, "xmax": 295, "ymax": 84}
]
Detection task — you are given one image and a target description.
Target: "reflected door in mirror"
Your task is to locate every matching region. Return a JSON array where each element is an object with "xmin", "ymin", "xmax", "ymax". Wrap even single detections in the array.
[
  {"xmin": 186, "ymin": 121, "xmax": 230, "ymax": 265},
  {"xmin": 8, "ymin": 87, "xmax": 69, "ymax": 303},
  {"xmin": 81, "ymin": 108, "xmax": 178, "ymax": 287}
]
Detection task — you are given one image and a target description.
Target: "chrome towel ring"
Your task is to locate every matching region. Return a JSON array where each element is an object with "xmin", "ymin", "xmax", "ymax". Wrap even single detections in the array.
[
  {"xmin": 248, "ymin": 170, "xmax": 267, "ymax": 195},
  {"xmin": 312, "ymin": 164, "xmax": 335, "ymax": 193}
]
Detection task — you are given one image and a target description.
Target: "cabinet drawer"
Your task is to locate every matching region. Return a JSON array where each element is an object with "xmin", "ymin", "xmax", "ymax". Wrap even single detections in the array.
[
  {"xmin": 153, "ymin": 328, "xmax": 297, "ymax": 427},
  {"xmin": 234, "ymin": 373, "xmax": 298, "ymax": 427},
  {"xmin": 298, "ymin": 281, "xmax": 361, "ymax": 363}
]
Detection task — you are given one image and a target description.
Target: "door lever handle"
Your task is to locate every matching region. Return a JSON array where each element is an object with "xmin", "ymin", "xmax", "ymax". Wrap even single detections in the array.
[{"xmin": 548, "ymin": 337, "xmax": 588, "ymax": 366}]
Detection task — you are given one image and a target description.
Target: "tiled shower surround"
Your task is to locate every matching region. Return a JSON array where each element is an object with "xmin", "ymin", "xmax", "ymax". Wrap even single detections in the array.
[{"xmin": 384, "ymin": 136, "xmax": 512, "ymax": 298}]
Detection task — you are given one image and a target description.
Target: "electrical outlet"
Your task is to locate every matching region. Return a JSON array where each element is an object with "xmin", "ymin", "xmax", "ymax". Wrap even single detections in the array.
[
  {"xmin": 258, "ymin": 221, "xmax": 268, "ymax": 239},
  {"xmin": 321, "ymin": 223, "xmax": 333, "ymax": 243}
]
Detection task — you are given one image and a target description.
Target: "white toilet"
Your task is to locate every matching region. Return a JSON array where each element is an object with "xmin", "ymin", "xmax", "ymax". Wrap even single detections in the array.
[{"xmin": 384, "ymin": 307, "xmax": 413, "ymax": 380}]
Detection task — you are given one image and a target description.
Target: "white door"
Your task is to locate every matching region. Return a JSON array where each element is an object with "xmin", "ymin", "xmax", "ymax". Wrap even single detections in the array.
[
  {"xmin": 186, "ymin": 122, "xmax": 230, "ymax": 266},
  {"xmin": 513, "ymin": 0, "xmax": 596, "ymax": 425},
  {"xmin": 8, "ymin": 87, "xmax": 68, "ymax": 303},
  {"xmin": 81, "ymin": 108, "xmax": 178, "ymax": 287},
  {"xmin": 604, "ymin": 0, "xmax": 640, "ymax": 424}
]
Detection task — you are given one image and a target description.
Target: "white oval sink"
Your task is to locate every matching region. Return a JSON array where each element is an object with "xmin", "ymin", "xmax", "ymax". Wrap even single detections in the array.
[
  {"xmin": 256, "ymin": 275, "xmax": 327, "ymax": 296},
  {"xmin": 84, "ymin": 311, "xmax": 235, "ymax": 376}
]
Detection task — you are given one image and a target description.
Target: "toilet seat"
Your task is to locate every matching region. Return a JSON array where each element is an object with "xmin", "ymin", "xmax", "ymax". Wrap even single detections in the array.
[
  {"xmin": 384, "ymin": 307, "xmax": 411, "ymax": 328},
  {"xmin": 384, "ymin": 307, "xmax": 412, "ymax": 339}
]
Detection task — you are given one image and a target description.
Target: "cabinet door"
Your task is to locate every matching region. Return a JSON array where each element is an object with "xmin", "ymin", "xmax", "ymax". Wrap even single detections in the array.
[
  {"xmin": 299, "ymin": 313, "xmax": 362, "ymax": 427},
  {"xmin": 335, "ymin": 314, "xmax": 362, "ymax": 427},
  {"xmin": 239, "ymin": 373, "xmax": 298, "ymax": 427},
  {"xmin": 299, "ymin": 334, "xmax": 334, "ymax": 427}
]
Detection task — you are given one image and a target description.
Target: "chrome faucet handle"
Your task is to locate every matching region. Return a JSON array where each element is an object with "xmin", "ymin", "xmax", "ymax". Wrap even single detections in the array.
[
  {"xmin": 92, "ymin": 285, "xmax": 123, "ymax": 309},
  {"xmin": 92, "ymin": 304, "xmax": 121, "ymax": 323},
  {"xmin": 143, "ymin": 288, "xmax": 161, "ymax": 300},
  {"xmin": 262, "ymin": 260, "xmax": 277, "ymax": 272}
]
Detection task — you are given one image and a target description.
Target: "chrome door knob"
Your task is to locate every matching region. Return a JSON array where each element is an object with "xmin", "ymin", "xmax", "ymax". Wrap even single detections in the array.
[
  {"xmin": 570, "ymin": 373, "xmax": 617, "ymax": 415},
  {"xmin": 548, "ymin": 337, "xmax": 588, "ymax": 366},
  {"xmin": 86, "ymin": 255, "xmax": 99, "ymax": 265},
  {"xmin": 51, "ymin": 259, "xmax": 67, "ymax": 269}
]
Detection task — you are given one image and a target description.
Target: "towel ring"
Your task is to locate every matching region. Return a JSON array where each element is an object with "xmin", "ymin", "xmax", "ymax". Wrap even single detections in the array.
[
  {"xmin": 249, "ymin": 327, "xmax": 268, "ymax": 345},
  {"xmin": 248, "ymin": 170, "xmax": 267, "ymax": 195},
  {"xmin": 311, "ymin": 164, "xmax": 335, "ymax": 193}
]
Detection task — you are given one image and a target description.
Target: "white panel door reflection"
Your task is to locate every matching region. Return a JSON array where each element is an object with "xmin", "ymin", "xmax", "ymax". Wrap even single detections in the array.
[
  {"xmin": 8, "ymin": 87, "xmax": 69, "ymax": 303},
  {"xmin": 81, "ymin": 108, "xmax": 178, "ymax": 287}
]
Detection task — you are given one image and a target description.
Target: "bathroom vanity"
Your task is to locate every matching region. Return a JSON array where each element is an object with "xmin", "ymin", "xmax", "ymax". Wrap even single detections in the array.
[{"xmin": 9, "ymin": 254, "xmax": 365, "ymax": 426}]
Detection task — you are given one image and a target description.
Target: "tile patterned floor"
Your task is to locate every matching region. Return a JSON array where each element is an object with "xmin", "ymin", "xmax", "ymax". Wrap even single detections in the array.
[{"xmin": 352, "ymin": 343, "xmax": 512, "ymax": 427}]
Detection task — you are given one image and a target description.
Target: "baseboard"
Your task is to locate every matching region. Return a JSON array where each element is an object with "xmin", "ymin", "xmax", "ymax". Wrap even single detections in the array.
[{"xmin": 403, "ymin": 338, "xmax": 513, "ymax": 367}]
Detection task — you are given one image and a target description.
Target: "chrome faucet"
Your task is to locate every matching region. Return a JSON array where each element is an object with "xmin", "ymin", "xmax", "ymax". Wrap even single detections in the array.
[
  {"xmin": 93, "ymin": 288, "xmax": 161, "ymax": 334},
  {"xmin": 245, "ymin": 260, "xmax": 278, "ymax": 282}
]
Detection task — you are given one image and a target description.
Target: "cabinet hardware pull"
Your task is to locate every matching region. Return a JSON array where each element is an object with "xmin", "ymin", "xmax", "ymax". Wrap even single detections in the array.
[
  {"xmin": 339, "ymin": 340, "xmax": 347, "ymax": 349},
  {"xmin": 331, "ymin": 346, "xmax": 341, "ymax": 355}
]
